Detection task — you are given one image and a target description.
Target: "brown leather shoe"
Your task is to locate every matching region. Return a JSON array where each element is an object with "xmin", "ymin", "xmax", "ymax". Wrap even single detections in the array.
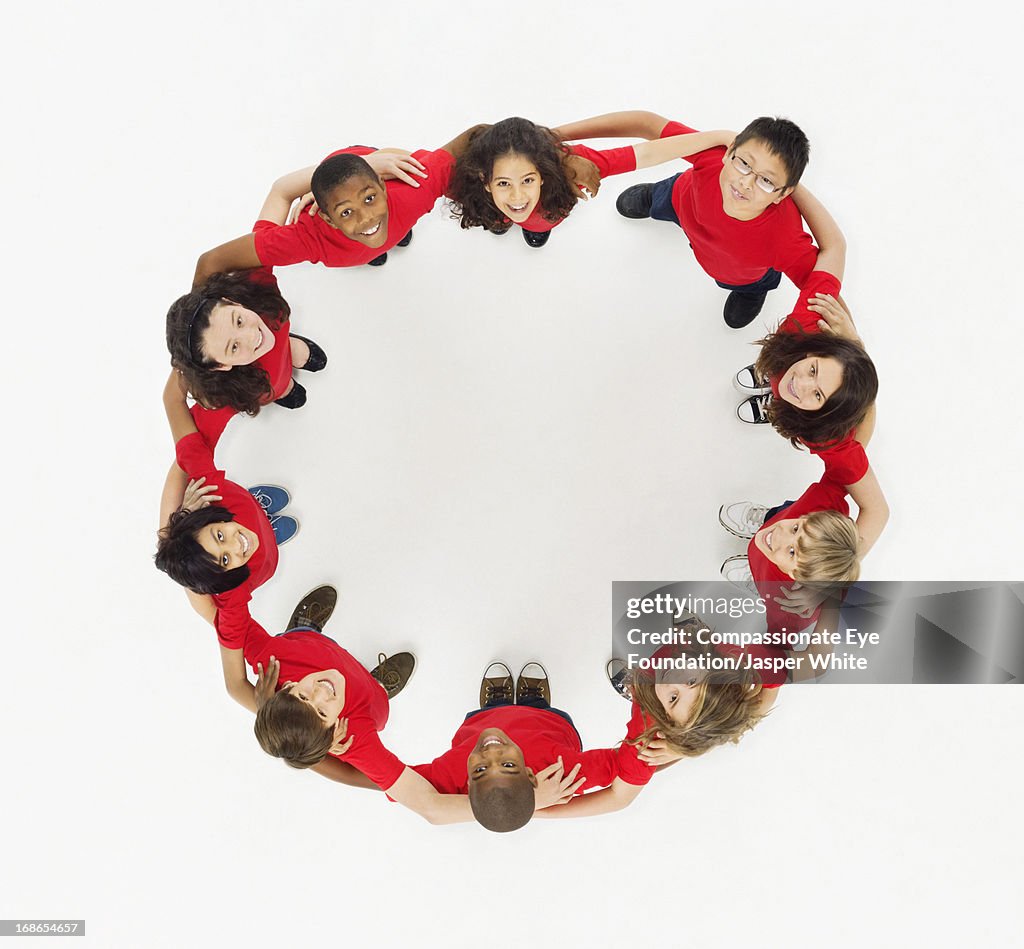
[
  {"xmin": 479, "ymin": 662, "xmax": 514, "ymax": 708},
  {"xmin": 286, "ymin": 585, "xmax": 338, "ymax": 632},
  {"xmin": 370, "ymin": 652, "xmax": 416, "ymax": 699},
  {"xmin": 515, "ymin": 662, "xmax": 550, "ymax": 706}
]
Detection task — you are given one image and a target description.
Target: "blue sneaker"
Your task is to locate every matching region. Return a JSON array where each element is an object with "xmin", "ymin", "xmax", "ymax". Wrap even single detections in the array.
[
  {"xmin": 248, "ymin": 485, "xmax": 291, "ymax": 516},
  {"xmin": 268, "ymin": 514, "xmax": 299, "ymax": 546}
]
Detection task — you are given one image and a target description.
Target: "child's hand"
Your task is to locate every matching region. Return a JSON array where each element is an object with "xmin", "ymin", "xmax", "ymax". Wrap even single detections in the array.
[
  {"xmin": 366, "ymin": 149, "xmax": 429, "ymax": 188},
  {"xmin": 533, "ymin": 756, "xmax": 586, "ymax": 809},
  {"xmin": 807, "ymin": 293, "xmax": 861, "ymax": 342},
  {"xmin": 254, "ymin": 657, "xmax": 280, "ymax": 709},
  {"xmin": 776, "ymin": 582, "xmax": 829, "ymax": 619},
  {"xmin": 329, "ymin": 718, "xmax": 353, "ymax": 756},
  {"xmin": 180, "ymin": 476, "xmax": 221, "ymax": 513},
  {"xmin": 564, "ymin": 154, "xmax": 601, "ymax": 200},
  {"xmin": 288, "ymin": 193, "xmax": 318, "ymax": 224},
  {"xmin": 637, "ymin": 733, "xmax": 684, "ymax": 767}
]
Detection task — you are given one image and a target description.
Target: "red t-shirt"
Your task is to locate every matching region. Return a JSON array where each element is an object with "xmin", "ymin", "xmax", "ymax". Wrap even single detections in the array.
[
  {"xmin": 616, "ymin": 703, "xmax": 658, "ymax": 787},
  {"xmin": 747, "ymin": 477, "xmax": 850, "ymax": 635},
  {"xmin": 174, "ymin": 431, "xmax": 279, "ymax": 650},
  {"xmin": 660, "ymin": 120, "xmax": 816, "ymax": 288},
  {"xmin": 243, "ymin": 625, "xmax": 405, "ymax": 790},
  {"xmin": 190, "ymin": 267, "xmax": 293, "ymax": 450},
  {"xmin": 252, "ymin": 147, "xmax": 455, "ymax": 267},
  {"xmin": 515, "ymin": 143, "xmax": 637, "ymax": 233},
  {"xmin": 769, "ymin": 269, "xmax": 869, "ymax": 486},
  {"xmin": 412, "ymin": 705, "xmax": 619, "ymax": 795}
]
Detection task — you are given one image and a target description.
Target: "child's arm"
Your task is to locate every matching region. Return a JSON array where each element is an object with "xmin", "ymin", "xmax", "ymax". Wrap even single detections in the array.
[
  {"xmin": 790, "ymin": 185, "xmax": 846, "ymax": 281},
  {"xmin": 633, "ymin": 130, "xmax": 737, "ymax": 169},
  {"xmin": 385, "ymin": 768, "xmax": 475, "ymax": 825},
  {"xmin": 163, "ymin": 370, "xmax": 199, "ymax": 442},
  {"xmin": 551, "ymin": 111, "xmax": 672, "ymax": 142},
  {"xmin": 439, "ymin": 124, "xmax": 492, "ymax": 160},
  {"xmin": 219, "ymin": 646, "xmax": 257, "ymax": 713},
  {"xmin": 846, "ymin": 467, "xmax": 889, "ymax": 558},
  {"xmin": 533, "ymin": 776, "xmax": 644, "ymax": 819},
  {"xmin": 310, "ymin": 756, "xmax": 384, "ymax": 790}
]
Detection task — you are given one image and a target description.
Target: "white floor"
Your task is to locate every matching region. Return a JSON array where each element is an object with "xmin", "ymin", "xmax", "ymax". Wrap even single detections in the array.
[{"xmin": 4, "ymin": 1, "xmax": 1022, "ymax": 946}]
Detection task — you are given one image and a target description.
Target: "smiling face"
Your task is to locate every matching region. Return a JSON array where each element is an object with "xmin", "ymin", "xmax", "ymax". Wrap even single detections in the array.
[
  {"xmin": 285, "ymin": 669, "xmax": 346, "ymax": 724},
  {"xmin": 719, "ymin": 139, "xmax": 792, "ymax": 221},
  {"xmin": 466, "ymin": 728, "xmax": 534, "ymax": 786},
  {"xmin": 654, "ymin": 668, "xmax": 708, "ymax": 726},
  {"xmin": 484, "ymin": 152, "xmax": 544, "ymax": 224},
  {"xmin": 194, "ymin": 520, "xmax": 259, "ymax": 570},
  {"xmin": 318, "ymin": 174, "xmax": 390, "ymax": 247},
  {"xmin": 777, "ymin": 355, "xmax": 844, "ymax": 411},
  {"xmin": 200, "ymin": 300, "xmax": 275, "ymax": 369},
  {"xmin": 754, "ymin": 516, "xmax": 808, "ymax": 577}
]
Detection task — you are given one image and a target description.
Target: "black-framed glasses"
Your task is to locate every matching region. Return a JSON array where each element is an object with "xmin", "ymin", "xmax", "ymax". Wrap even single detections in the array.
[{"xmin": 729, "ymin": 153, "xmax": 786, "ymax": 194}]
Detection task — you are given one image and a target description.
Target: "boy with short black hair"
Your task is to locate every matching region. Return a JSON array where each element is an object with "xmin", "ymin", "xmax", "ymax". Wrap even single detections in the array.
[{"xmin": 551, "ymin": 110, "xmax": 818, "ymax": 328}]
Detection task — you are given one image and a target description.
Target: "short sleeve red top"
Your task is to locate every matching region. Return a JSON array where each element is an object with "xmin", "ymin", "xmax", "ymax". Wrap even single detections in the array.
[
  {"xmin": 514, "ymin": 143, "xmax": 638, "ymax": 233},
  {"xmin": 660, "ymin": 120, "xmax": 817, "ymax": 288},
  {"xmin": 746, "ymin": 477, "xmax": 850, "ymax": 635},
  {"xmin": 174, "ymin": 431, "xmax": 279, "ymax": 649},
  {"xmin": 615, "ymin": 703, "xmax": 658, "ymax": 787},
  {"xmin": 769, "ymin": 269, "xmax": 870, "ymax": 486},
  {"xmin": 243, "ymin": 625, "xmax": 405, "ymax": 790},
  {"xmin": 252, "ymin": 147, "xmax": 455, "ymax": 268},
  {"xmin": 190, "ymin": 267, "xmax": 293, "ymax": 450},
  {"xmin": 412, "ymin": 705, "xmax": 619, "ymax": 795}
]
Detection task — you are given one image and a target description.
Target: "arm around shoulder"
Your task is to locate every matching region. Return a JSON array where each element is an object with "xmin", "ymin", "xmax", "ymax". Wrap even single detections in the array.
[
  {"xmin": 533, "ymin": 777, "xmax": 644, "ymax": 820},
  {"xmin": 385, "ymin": 767, "xmax": 475, "ymax": 825},
  {"xmin": 552, "ymin": 111, "xmax": 671, "ymax": 142},
  {"xmin": 193, "ymin": 233, "xmax": 262, "ymax": 288}
]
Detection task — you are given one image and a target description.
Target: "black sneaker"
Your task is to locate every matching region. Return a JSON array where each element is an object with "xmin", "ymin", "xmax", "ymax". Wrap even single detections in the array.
[
  {"xmin": 522, "ymin": 229, "xmax": 550, "ymax": 249},
  {"xmin": 396, "ymin": 229, "xmax": 413, "ymax": 247},
  {"xmin": 616, "ymin": 183, "xmax": 654, "ymax": 219},
  {"xmin": 289, "ymin": 334, "xmax": 327, "ymax": 373},
  {"xmin": 274, "ymin": 381, "xmax": 307, "ymax": 409},
  {"xmin": 370, "ymin": 652, "xmax": 416, "ymax": 699},
  {"xmin": 286, "ymin": 584, "xmax": 338, "ymax": 633},
  {"xmin": 479, "ymin": 661, "xmax": 514, "ymax": 708},
  {"xmin": 605, "ymin": 658, "xmax": 633, "ymax": 702},
  {"xmin": 723, "ymin": 290, "xmax": 768, "ymax": 329},
  {"xmin": 367, "ymin": 253, "xmax": 388, "ymax": 267},
  {"xmin": 736, "ymin": 393, "xmax": 772, "ymax": 424},
  {"xmin": 515, "ymin": 662, "xmax": 550, "ymax": 705}
]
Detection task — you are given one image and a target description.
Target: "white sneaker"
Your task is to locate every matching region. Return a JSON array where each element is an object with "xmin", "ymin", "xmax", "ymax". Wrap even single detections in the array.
[
  {"xmin": 736, "ymin": 393, "xmax": 772, "ymax": 424},
  {"xmin": 733, "ymin": 364, "xmax": 771, "ymax": 395},
  {"xmin": 718, "ymin": 501, "xmax": 770, "ymax": 539},
  {"xmin": 720, "ymin": 554, "xmax": 758, "ymax": 597}
]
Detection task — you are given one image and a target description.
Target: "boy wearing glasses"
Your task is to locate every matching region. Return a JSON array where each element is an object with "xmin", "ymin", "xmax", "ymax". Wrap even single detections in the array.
[{"xmin": 551, "ymin": 111, "xmax": 817, "ymax": 329}]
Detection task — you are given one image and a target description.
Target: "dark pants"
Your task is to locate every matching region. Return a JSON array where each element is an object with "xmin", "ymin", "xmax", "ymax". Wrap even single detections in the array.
[
  {"xmin": 649, "ymin": 172, "xmax": 782, "ymax": 298},
  {"xmin": 763, "ymin": 500, "xmax": 795, "ymax": 525}
]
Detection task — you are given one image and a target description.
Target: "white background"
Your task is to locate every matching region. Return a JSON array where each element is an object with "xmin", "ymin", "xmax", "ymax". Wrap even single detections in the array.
[{"xmin": 3, "ymin": 1, "xmax": 1022, "ymax": 946}]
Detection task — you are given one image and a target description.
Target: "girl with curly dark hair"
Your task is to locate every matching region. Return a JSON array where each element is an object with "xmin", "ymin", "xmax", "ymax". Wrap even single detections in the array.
[
  {"xmin": 447, "ymin": 117, "xmax": 735, "ymax": 248},
  {"xmin": 166, "ymin": 266, "xmax": 326, "ymax": 447}
]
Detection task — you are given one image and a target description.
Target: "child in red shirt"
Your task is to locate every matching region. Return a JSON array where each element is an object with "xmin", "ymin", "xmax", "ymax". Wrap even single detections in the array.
[
  {"xmin": 446, "ymin": 116, "xmax": 735, "ymax": 249},
  {"xmin": 167, "ymin": 266, "xmax": 326, "ymax": 449},
  {"xmin": 551, "ymin": 110, "xmax": 818, "ymax": 328},
  {"xmin": 192, "ymin": 133, "xmax": 484, "ymax": 284}
]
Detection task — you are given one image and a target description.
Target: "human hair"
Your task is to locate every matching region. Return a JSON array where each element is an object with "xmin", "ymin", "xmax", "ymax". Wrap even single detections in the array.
[
  {"xmin": 254, "ymin": 690, "xmax": 335, "ymax": 769},
  {"xmin": 154, "ymin": 505, "xmax": 250, "ymax": 595},
  {"xmin": 732, "ymin": 116, "xmax": 810, "ymax": 188},
  {"xmin": 468, "ymin": 776, "xmax": 536, "ymax": 833},
  {"xmin": 311, "ymin": 153, "xmax": 381, "ymax": 211},
  {"xmin": 626, "ymin": 627, "xmax": 767, "ymax": 758},
  {"xmin": 793, "ymin": 511, "xmax": 860, "ymax": 584},
  {"xmin": 755, "ymin": 330, "xmax": 878, "ymax": 447},
  {"xmin": 166, "ymin": 270, "xmax": 289, "ymax": 413},
  {"xmin": 447, "ymin": 117, "xmax": 580, "ymax": 233}
]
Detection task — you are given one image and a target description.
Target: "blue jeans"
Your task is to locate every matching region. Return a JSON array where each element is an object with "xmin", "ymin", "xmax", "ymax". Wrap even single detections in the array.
[{"xmin": 649, "ymin": 172, "xmax": 782, "ymax": 297}]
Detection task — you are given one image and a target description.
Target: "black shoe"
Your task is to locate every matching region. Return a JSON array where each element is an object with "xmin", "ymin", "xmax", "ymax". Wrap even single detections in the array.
[
  {"xmin": 515, "ymin": 662, "xmax": 550, "ymax": 705},
  {"xmin": 522, "ymin": 229, "xmax": 550, "ymax": 249},
  {"xmin": 370, "ymin": 652, "xmax": 416, "ymax": 699},
  {"xmin": 396, "ymin": 229, "xmax": 413, "ymax": 247},
  {"xmin": 736, "ymin": 393, "xmax": 772, "ymax": 424},
  {"xmin": 479, "ymin": 661, "xmax": 514, "ymax": 708},
  {"xmin": 491, "ymin": 225, "xmax": 510, "ymax": 236},
  {"xmin": 723, "ymin": 290, "xmax": 768, "ymax": 329},
  {"xmin": 367, "ymin": 253, "xmax": 388, "ymax": 267},
  {"xmin": 287, "ymin": 584, "xmax": 338, "ymax": 633},
  {"xmin": 605, "ymin": 658, "xmax": 633, "ymax": 702},
  {"xmin": 289, "ymin": 334, "xmax": 327, "ymax": 373},
  {"xmin": 274, "ymin": 381, "xmax": 307, "ymax": 409},
  {"xmin": 616, "ymin": 183, "xmax": 654, "ymax": 219}
]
